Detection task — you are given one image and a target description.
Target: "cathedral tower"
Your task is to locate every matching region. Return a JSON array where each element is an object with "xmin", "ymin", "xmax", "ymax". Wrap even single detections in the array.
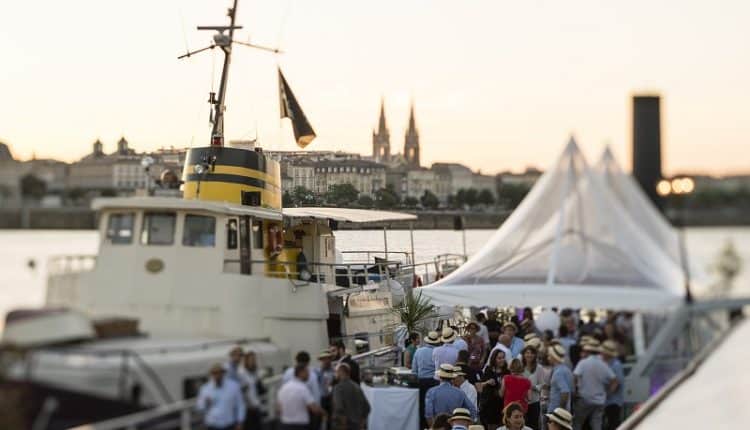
[
  {"xmin": 404, "ymin": 102, "xmax": 420, "ymax": 168},
  {"xmin": 372, "ymin": 99, "xmax": 390, "ymax": 163}
]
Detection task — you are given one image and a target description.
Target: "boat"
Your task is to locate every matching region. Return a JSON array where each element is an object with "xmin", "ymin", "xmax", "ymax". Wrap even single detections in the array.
[{"xmin": 0, "ymin": 2, "xmax": 465, "ymax": 427}]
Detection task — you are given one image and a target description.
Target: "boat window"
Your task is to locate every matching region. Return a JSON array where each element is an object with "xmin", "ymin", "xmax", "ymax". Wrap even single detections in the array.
[
  {"xmin": 252, "ymin": 220, "xmax": 263, "ymax": 249},
  {"xmin": 183, "ymin": 215, "xmax": 216, "ymax": 247},
  {"xmin": 140, "ymin": 212, "xmax": 176, "ymax": 245},
  {"xmin": 106, "ymin": 213, "xmax": 135, "ymax": 244},
  {"xmin": 226, "ymin": 219, "xmax": 238, "ymax": 249}
]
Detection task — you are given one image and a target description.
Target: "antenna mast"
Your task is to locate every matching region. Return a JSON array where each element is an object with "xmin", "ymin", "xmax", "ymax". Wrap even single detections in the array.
[{"xmin": 178, "ymin": 0, "xmax": 281, "ymax": 147}]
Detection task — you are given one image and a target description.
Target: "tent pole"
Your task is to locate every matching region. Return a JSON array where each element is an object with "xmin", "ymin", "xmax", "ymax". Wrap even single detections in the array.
[
  {"xmin": 546, "ymin": 151, "xmax": 575, "ymax": 286},
  {"xmin": 383, "ymin": 226, "xmax": 388, "ymax": 260},
  {"xmin": 633, "ymin": 312, "xmax": 646, "ymax": 357}
]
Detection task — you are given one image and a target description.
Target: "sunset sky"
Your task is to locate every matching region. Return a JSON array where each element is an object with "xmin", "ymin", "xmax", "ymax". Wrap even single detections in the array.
[{"xmin": 1, "ymin": 0, "xmax": 748, "ymax": 175}]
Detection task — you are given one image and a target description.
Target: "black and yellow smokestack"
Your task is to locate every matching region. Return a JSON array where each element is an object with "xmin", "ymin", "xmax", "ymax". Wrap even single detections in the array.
[{"xmin": 181, "ymin": 146, "xmax": 282, "ymax": 210}]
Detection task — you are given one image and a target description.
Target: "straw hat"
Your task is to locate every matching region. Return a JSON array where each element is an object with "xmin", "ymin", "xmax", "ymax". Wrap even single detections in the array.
[
  {"xmin": 468, "ymin": 426, "xmax": 485, "ymax": 430},
  {"xmin": 424, "ymin": 331, "xmax": 441, "ymax": 345},
  {"xmin": 318, "ymin": 350, "xmax": 332, "ymax": 360},
  {"xmin": 525, "ymin": 337, "xmax": 542, "ymax": 350},
  {"xmin": 436, "ymin": 363, "xmax": 456, "ymax": 379},
  {"xmin": 447, "ymin": 408, "xmax": 473, "ymax": 424},
  {"xmin": 601, "ymin": 340, "xmax": 618, "ymax": 356},
  {"xmin": 452, "ymin": 365, "xmax": 466, "ymax": 377},
  {"xmin": 502, "ymin": 321, "xmax": 518, "ymax": 331},
  {"xmin": 209, "ymin": 362, "xmax": 225, "ymax": 374},
  {"xmin": 524, "ymin": 332, "xmax": 540, "ymax": 342},
  {"xmin": 580, "ymin": 335, "xmax": 596, "ymax": 346},
  {"xmin": 545, "ymin": 408, "xmax": 573, "ymax": 430},
  {"xmin": 547, "ymin": 344, "xmax": 566, "ymax": 362},
  {"xmin": 441, "ymin": 327, "xmax": 457, "ymax": 343},
  {"xmin": 583, "ymin": 339, "xmax": 602, "ymax": 353}
]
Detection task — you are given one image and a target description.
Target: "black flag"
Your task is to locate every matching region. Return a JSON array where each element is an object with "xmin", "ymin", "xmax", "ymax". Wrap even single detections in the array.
[{"xmin": 278, "ymin": 68, "xmax": 316, "ymax": 148}]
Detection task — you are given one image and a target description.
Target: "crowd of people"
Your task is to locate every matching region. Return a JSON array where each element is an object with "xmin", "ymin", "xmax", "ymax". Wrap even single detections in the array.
[
  {"xmin": 411, "ymin": 308, "xmax": 632, "ymax": 430},
  {"xmin": 196, "ymin": 340, "xmax": 370, "ymax": 430}
]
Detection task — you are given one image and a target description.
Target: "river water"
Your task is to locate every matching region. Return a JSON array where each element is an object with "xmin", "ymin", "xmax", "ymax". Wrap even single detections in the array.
[{"xmin": 1, "ymin": 227, "xmax": 749, "ymax": 332}]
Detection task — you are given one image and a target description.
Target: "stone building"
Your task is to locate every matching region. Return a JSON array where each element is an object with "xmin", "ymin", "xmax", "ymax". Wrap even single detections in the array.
[{"xmin": 313, "ymin": 159, "xmax": 386, "ymax": 197}]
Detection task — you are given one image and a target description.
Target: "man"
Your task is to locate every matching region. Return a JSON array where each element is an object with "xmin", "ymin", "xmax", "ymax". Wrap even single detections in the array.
[
  {"xmin": 330, "ymin": 340, "xmax": 360, "ymax": 383},
  {"xmin": 572, "ymin": 341, "xmax": 617, "ymax": 430},
  {"xmin": 547, "ymin": 344, "xmax": 574, "ymax": 413},
  {"xmin": 331, "ymin": 363, "xmax": 371, "ymax": 430},
  {"xmin": 484, "ymin": 310, "xmax": 502, "ymax": 349},
  {"xmin": 433, "ymin": 327, "xmax": 460, "ymax": 377},
  {"xmin": 485, "ymin": 334, "xmax": 512, "ymax": 368},
  {"xmin": 475, "ymin": 313, "xmax": 490, "ymax": 345},
  {"xmin": 317, "ymin": 350, "xmax": 336, "ymax": 427},
  {"xmin": 197, "ymin": 363, "xmax": 246, "ymax": 430},
  {"xmin": 600, "ymin": 341, "xmax": 624, "ymax": 430},
  {"xmin": 278, "ymin": 364, "xmax": 325, "ymax": 430},
  {"xmin": 452, "ymin": 327, "xmax": 469, "ymax": 352},
  {"xmin": 282, "ymin": 351, "xmax": 322, "ymax": 405},
  {"xmin": 447, "ymin": 408, "xmax": 473, "ymax": 430},
  {"xmin": 503, "ymin": 322, "xmax": 525, "ymax": 358},
  {"xmin": 224, "ymin": 346, "xmax": 246, "ymax": 384},
  {"xmin": 425, "ymin": 364, "xmax": 477, "ymax": 426},
  {"xmin": 452, "ymin": 365, "xmax": 477, "ymax": 410},
  {"xmin": 557, "ymin": 325, "xmax": 577, "ymax": 368},
  {"xmin": 242, "ymin": 351, "xmax": 264, "ymax": 430},
  {"xmin": 580, "ymin": 310, "xmax": 602, "ymax": 337},
  {"xmin": 413, "ymin": 330, "xmax": 441, "ymax": 429}
]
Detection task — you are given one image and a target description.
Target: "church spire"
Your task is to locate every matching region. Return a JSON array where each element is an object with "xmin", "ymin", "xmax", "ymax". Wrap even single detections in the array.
[
  {"xmin": 407, "ymin": 101, "xmax": 416, "ymax": 134},
  {"xmin": 372, "ymin": 97, "xmax": 390, "ymax": 163},
  {"xmin": 404, "ymin": 100, "xmax": 420, "ymax": 168},
  {"xmin": 377, "ymin": 97, "xmax": 388, "ymax": 134}
]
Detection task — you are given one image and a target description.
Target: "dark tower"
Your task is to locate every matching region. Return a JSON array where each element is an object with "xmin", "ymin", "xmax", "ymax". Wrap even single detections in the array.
[
  {"xmin": 632, "ymin": 95, "xmax": 663, "ymax": 209},
  {"xmin": 93, "ymin": 139, "xmax": 104, "ymax": 157},
  {"xmin": 404, "ymin": 102, "xmax": 420, "ymax": 168},
  {"xmin": 372, "ymin": 99, "xmax": 390, "ymax": 163}
]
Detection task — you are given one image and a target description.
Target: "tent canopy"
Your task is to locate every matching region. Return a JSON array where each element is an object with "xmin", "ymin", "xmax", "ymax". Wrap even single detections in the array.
[
  {"xmin": 283, "ymin": 207, "xmax": 417, "ymax": 223},
  {"xmin": 420, "ymin": 138, "xmax": 686, "ymax": 311}
]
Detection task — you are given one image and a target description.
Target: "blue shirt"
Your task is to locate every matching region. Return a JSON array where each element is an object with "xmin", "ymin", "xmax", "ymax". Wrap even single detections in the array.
[
  {"xmin": 197, "ymin": 378, "xmax": 246, "ymax": 427},
  {"xmin": 509, "ymin": 336, "xmax": 525, "ymax": 358},
  {"xmin": 548, "ymin": 364, "xmax": 574, "ymax": 412},
  {"xmin": 412, "ymin": 345, "xmax": 436, "ymax": 379},
  {"xmin": 606, "ymin": 358, "xmax": 625, "ymax": 406},
  {"xmin": 433, "ymin": 345, "xmax": 459, "ymax": 378},
  {"xmin": 425, "ymin": 382, "xmax": 478, "ymax": 421},
  {"xmin": 453, "ymin": 338, "xmax": 469, "ymax": 352}
]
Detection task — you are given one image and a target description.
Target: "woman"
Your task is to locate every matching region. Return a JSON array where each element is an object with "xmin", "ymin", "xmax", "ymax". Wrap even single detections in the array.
[
  {"xmin": 476, "ymin": 349, "xmax": 509, "ymax": 430},
  {"xmin": 498, "ymin": 402, "xmax": 533, "ymax": 430},
  {"xmin": 465, "ymin": 321, "xmax": 486, "ymax": 373},
  {"xmin": 403, "ymin": 332, "xmax": 420, "ymax": 368},
  {"xmin": 500, "ymin": 359, "xmax": 531, "ymax": 412}
]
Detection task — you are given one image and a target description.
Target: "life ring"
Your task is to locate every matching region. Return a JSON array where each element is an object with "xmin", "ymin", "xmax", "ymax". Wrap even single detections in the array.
[
  {"xmin": 413, "ymin": 275, "xmax": 423, "ymax": 288},
  {"xmin": 267, "ymin": 225, "xmax": 283, "ymax": 256}
]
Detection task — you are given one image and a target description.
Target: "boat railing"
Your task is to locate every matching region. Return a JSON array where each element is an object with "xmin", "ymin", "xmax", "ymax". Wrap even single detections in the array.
[
  {"xmin": 340, "ymin": 250, "xmax": 413, "ymax": 264},
  {"xmin": 68, "ymin": 347, "xmax": 394, "ymax": 430},
  {"xmin": 47, "ymin": 254, "xmax": 97, "ymax": 276}
]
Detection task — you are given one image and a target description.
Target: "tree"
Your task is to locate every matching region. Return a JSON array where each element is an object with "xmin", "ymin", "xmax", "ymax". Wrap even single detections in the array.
[
  {"xmin": 357, "ymin": 194, "xmax": 374, "ymax": 208},
  {"xmin": 499, "ymin": 183, "xmax": 531, "ymax": 209},
  {"xmin": 282, "ymin": 191, "xmax": 294, "ymax": 207},
  {"xmin": 403, "ymin": 196, "xmax": 419, "ymax": 208},
  {"xmin": 389, "ymin": 290, "xmax": 437, "ymax": 334},
  {"xmin": 420, "ymin": 190, "xmax": 440, "ymax": 209},
  {"xmin": 464, "ymin": 188, "xmax": 479, "ymax": 207},
  {"xmin": 477, "ymin": 189, "xmax": 496, "ymax": 206},
  {"xmin": 291, "ymin": 186, "xmax": 317, "ymax": 206},
  {"xmin": 20, "ymin": 174, "xmax": 46, "ymax": 201},
  {"xmin": 375, "ymin": 186, "xmax": 400, "ymax": 209},
  {"xmin": 325, "ymin": 183, "xmax": 359, "ymax": 206}
]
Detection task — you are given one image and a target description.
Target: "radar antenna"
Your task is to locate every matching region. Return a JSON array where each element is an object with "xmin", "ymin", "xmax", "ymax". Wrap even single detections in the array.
[{"xmin": 178, "ymin": 0, "xmax": 281, "ymax": 147}]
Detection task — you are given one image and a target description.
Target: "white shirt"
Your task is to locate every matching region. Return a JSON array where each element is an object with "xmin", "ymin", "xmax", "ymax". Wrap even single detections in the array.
[
  {"xmin": 282, "ymin": 366, "xmax": 322, "ymax": 403},
  {"xmin": 459, "ymin": 380, "xmax": 478, "ymax": 409},
  {"xmin": 278, "ymin": 378, "xmax": 315, "ymax": 425},
  {"xmin": 485, "ymin": 343, "xmax": 512, "ymax": 368},
  {"xmin": 477, "ymin": 324, "xmax": 490, "ymax": 345},
  {"xmin": 573, "ymin": 355, "xmax": 615, "ymax": 405}
]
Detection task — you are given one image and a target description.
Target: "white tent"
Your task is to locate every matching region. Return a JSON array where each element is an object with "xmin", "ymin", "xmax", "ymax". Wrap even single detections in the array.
[
  {"xmin": 595, "ymin": 147, "xmax": 681, "ymax": 264},
  {"xmin": 420, "ymin": 138, "xmax": 686, "ymax": 310}
]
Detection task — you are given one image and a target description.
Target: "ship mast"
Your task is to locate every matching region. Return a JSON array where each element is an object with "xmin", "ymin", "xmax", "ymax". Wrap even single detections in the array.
[{"xmin": 178, "ymin": 0, "xmax": 280, "ymax": 147}]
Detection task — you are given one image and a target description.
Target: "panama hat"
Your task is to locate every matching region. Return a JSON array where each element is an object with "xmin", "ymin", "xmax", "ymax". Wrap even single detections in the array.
[
  {"xmin": 502, "ymin": 321, "xmax": 518, "ymax": 331},
  {"xmin": 580, "ymin": 335, "xmax": 596, "ymax": 346},
  {"xmin": 441, "ymin": 327, "xmax": 457, "ymax": 343},
  {"xmin": 583, "ymin": 339, "xmax": 602, "ymax": 353},
  {"xmin": 545, "ymin": 407, "xmax": 573, "ymax": 430},
  {"xmin": 436, "ymin": 363, "xmax": 456, "ymax": 379},
  {"xmin": 601, "ymin": 340, "xmax": 618, "ymax": 356},
  {"xmin": 524, "ymin": 332, "xmax": 540, "ymax": 342},
  {"xmin": 318, "ymin": 350, "xmax": 332, "ymax": 359},
  {"xmin": 468, "ymin": 426, "xmax": 485, "ymax": 430},
  {"xmin": 452, "ymin": 365, "xmax": 466, "ymax": 377},
  {"xmin": 209, "ymin": 362, "xmax": 225, "ymax": 374},
  {"xmin": 547, "ymin": 344, "xmax": 566, "ymax": 362},
  {"xmin": 525, "ymin": 337, "xmax": 542, "ymax": 350},
  {"xmin": 447, "ymin": 408, "xmax": 473, "ymax": 424},
  {"xmin": 424, "ymin": 331, "xmax": 441, "ymax": 345}
]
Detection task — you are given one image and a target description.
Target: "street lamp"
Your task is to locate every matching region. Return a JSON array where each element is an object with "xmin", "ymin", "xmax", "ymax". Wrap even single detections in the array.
[{"xmin": 656, "ymin": 176, "xmax": 695, "ymax": 302}]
